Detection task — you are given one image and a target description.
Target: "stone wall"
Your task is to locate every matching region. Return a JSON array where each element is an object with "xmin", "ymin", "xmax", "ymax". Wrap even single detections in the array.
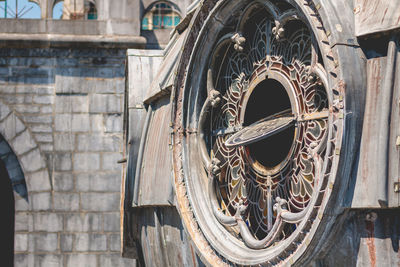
[{"xmin": 0, "ymin": 47, "xmax": 134, "ymax": 266}]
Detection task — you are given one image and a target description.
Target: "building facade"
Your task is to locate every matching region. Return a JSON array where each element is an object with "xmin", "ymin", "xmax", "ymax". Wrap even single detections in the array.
[{"xmin": 0, "ymin": 0, "xmax": 190, "ymax": 266}]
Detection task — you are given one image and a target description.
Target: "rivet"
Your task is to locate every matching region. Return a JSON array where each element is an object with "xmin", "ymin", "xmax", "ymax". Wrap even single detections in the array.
[
  {"xmin": 328, "ymin": 182, "xmax": 333, "ymax": 189},
  {"xmin": 315, "ymin": 3, "xmax": 321, "ymax": 10},
  {"xmin": 326, "ymin": 30, "xmax": 331, "ymax": 37},
  {"xmin": 318, "ymin": 213, "xmax": 323, "ymax": 220},
  {"xmin": 335, "ymin": 148, "xmax": 340, "ymax": 155}
]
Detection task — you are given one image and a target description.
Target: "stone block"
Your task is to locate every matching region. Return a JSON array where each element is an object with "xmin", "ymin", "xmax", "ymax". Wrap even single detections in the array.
[
  {"xmin": 14, "ymin": 254, "xmax": 29, "ymax": 267},
  {"xmin": 20, "ymin": 148, "xmax": 46, "ymax": 172},
  {"xmin": 3, "ymin": 95, "xmax": 26, "ymax": 104},
  {"xmin": 77, "ymin": 134, "xmax": 121, "ymax": 152},
  {"xmin": 40, "ymin": 143, "xmax": 54, "ymax": 152},
  {"xmin": 66, "ymin": 254, "xmax": 97, "ymax": 267},
  {"xmin": 76, "ymin": 172, "xmax": 120, "ymax": 192},
  {"xmin": 61, "ymin": 234, "xmax": 74, "ymax": 252},
  {"xmin": 90, "ymin": 114, "xmax": 104, "ymax": 132},
  {"xmin": 37, "ymin": 86, "xmax": 54, "ymax": 95},
  {"xmin": 81, "ymin": 193, "xmax": 119, "ymax": 212},
  {"xmin": 23, "ymin": 114, "xmax": 52, "ymax": 124},
  {"xmin": 91, "ymin": 79, "xmax": 115, "ymax": 94},
  {"xmin": 73, "ymin": 153, "xmax": 100, "ymax": 171},
  {"xmin": 34, "ymin": 254, "xmax": 63, "ymax": 267},
  {"xmin": 99, "ymin": 254, "xmax": 135, "ymax": 267},
  {"xmin": 33, "ymin": 213, "xmax": 63, "ymax": 232},
  {"xmin": 56, "ymin": 76, "xmax": 86, "ymax": 94},
  {"xmin": 28, "ymin": 233, "xmax": 58, "ymax": 252},
  {"xmin": 53, "ymin": 172, "xmax": 74, "ymax": 191},
  {"xmin": 104, "ymin": 213, "xmax": 120, "ymax": 232},
  {"xmin": 15, "ymin": 233, "xmax": 28, "ymax": 252},
  {"xmin": 33, "ymin": 95, "xmax": 54, "ymax": 105},
  {"xmin": 25, "ymin": 170, "xmax": 51, "ymax": 191},
  {"xmin": 53, "ymin": 192, "xmax": 79, "ymax": 211},
  {"xmin": 40, "ymin": 105, "xmax": 53, "ymax": 114},
  {"xmin": 54, "ymin": 133, "xmax": 75, "ymax": 151},
  {"xmin": 55, "ymin": 95, "xmax": 89, "ymax": 113},
  {"xmin": 11, "ymin": 129, "xmax": 37, "ymax": 155},
  {"xmin": 30, "ymin": 124, "xmax": 52, "ymax": 133},
  {"xmin": 54, "ymin": 153, "xmax": 72, "ymax": 171},
  {"xmin": 75, "ymin": 233, "xmax": 107, "ymax": 252},
  {"xmin": 31, "ymin": 192, "xmax": 52, "ymax": 211},
  {"xmin": 0, "ymin": 102, "xmax": 11, "ymax": 120},
  {"xmin": 34, "ymin": 133, "xmax": 53, "ymax": 143},
  {"xmin": 102, "ymin": 153, "xmax": 122, "ymax": 171},
  {"xmin": 115, "ymin": 78, "xmax": 125, "ymax": 94},
  {"xmin": 15, "ymin": 194, "xmax": 30, "ymax": 211},
  {"xmin": 14, "ymin": 105, "xmax": 40, "ymax": 114},
  {"xmin": 89, "ymin": 94, "xmax": 122, "ymax": 113},
  {"xmin": 15, "ymin": 212, "xmax": 30, "ymax": 231},
  {"xmin": 0, "ymin": 113, "xmax": 25, "ymax": 141},
  {"xmin": 55, "ymin": 114, "xmax": 90, "ymax": 132},
  {"xmin": 109, "ymin": 234, "xmax": 121, "ymax": 251},
  {"xmin": 105, "ymin": 114, "xmax": 123, "ymax": 133},
  {"xmin": 65, "ymin": 213, "xmax": 102, "ymax": 232}
]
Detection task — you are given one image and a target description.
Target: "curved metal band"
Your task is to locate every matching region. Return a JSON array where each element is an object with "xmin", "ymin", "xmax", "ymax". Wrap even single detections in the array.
[
  {"xmin": 237, "ymin": 215, "xmax": 284, "ymax": 249},
  {"xmin": 208, "ymin": 176, "xmax": 237, "ymax": 226},
  {"xmin": 236, "ymin": 0, "xmax": 280, "ymax": 32}
]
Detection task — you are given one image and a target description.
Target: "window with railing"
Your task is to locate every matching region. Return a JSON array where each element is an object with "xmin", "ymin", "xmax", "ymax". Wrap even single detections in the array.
[{"xmin": 0, "ymin": 0, "xmax": 41, "ymax": 19}]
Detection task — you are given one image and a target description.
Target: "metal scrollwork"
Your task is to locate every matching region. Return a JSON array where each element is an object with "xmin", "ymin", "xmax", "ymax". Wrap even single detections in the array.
[{"xmin": 197, "ymin": 3, "xmax": 331, "ymax": 249}]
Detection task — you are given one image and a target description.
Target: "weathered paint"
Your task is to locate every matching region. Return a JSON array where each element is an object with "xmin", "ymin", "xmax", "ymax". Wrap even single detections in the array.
[
  {"xmin": 355, "ymin": 0, "xmax": 400, "ymax": 37},
  {"xmin": 138, "ymin": 96, "xmax": 174, "ymax": 206},
  {"xmin": 353, "ymin": 39, "xmax": 400, "ymax": 208}
]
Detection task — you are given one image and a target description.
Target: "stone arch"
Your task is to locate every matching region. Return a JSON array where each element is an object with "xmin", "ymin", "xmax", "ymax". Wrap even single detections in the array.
[{"xmin": 0, "ymin": 100, "xmax": 51, "ymax": 211}]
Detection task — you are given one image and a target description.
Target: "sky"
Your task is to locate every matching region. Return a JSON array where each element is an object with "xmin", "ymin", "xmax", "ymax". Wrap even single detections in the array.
[{"xmin": 0, "ymin": 0, "xmax": 64, "ymax": 19}]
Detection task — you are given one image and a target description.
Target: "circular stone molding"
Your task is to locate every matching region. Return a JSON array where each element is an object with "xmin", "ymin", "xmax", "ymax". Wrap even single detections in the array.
[{"xmin": 172, "ymin": 0, "xmax": 347, "ymax": 265}]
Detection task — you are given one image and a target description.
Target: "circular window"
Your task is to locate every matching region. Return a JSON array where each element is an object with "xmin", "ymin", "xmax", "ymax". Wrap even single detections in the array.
[{"xmin": 172, "ymin": 0, "xmax": 348, "ymax": 265}]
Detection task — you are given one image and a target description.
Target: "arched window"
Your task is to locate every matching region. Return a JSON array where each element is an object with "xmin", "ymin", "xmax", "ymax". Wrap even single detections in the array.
[
  {"xmin": 52, "ymin": 0, "xmax": 97, "ymax": 20},
  {"xmin": 0, "ymin": 0, "xmax": 41, "ymax": 19},
  {"xmin": 52, "ymin": 0, "xmax": 63, "ymax": 19},
  {"xmin": 85, "ymin": 0, "xmax": 97, "ymax": 20},
  {"xmin": 142, "ymin": 1, "xmax": 181, "ymax": 30}
]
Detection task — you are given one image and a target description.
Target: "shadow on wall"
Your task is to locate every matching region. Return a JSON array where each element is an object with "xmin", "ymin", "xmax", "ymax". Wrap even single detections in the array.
[{"xmin": 0, "ymin": 133, "xmax": 27, "ymax": 200}]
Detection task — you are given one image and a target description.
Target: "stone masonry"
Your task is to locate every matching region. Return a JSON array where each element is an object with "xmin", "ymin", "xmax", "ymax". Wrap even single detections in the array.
[{"xmin": 0, "ymin": 48, "xmax": 134, "ymax": 266}]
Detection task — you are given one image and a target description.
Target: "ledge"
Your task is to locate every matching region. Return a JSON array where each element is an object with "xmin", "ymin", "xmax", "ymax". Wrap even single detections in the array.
[{"xmin": 0, "ymin": 33, "xmax": 147, "ymax": 48}]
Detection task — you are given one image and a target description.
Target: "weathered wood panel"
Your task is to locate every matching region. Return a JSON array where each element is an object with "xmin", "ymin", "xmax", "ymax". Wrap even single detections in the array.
[
  {"xmin": 388, "ymin": 41, "xmax": 400, "ymax": 208},
  {"xmin": 137, "ymin": 207, "xmax": 203, "ymax": 267},
  {"xmin": 353, "ymin": 40, "xmax": 400, "ymax": 208},
  {"xmin": 138, "ymin": 96, "xmax": 174, "ymax": 206},
  {"xmin": 355, "ymin": 0, "xmax": 400, "ymax": 37}
]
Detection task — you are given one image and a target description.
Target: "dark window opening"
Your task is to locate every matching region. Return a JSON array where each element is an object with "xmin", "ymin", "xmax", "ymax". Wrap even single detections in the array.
[{"xmin": 244, "ymin": 79, "xmax": 294, "ymax": 167}]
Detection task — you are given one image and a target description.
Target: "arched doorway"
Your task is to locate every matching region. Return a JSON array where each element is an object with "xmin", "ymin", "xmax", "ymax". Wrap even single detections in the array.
[{"xmin": 0, "ymin": 157, "xmax": 15, "ymax": 266}]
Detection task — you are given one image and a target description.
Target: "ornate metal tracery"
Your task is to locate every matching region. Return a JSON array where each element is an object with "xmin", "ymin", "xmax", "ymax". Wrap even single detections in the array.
[{"xmin": 198, "ymin": 2, "xmax": 331, "ymax": 249}]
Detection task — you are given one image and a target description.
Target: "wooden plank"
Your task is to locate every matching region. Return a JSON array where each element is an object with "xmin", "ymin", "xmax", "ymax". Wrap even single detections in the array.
[
  {"xmin": 138, "ymin": 96, "xmax": 174, "ymax": 206},
  {"xmin": 355, "ymin": 0, "xmax": 400, "ymax": 37},
  {"xmin": 388, "ymin": 43, "xmax": 400, "ymax": 207},
  {"xmin": 353, "ymin": 57, "xmax": 389, "ymax": 208}
]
